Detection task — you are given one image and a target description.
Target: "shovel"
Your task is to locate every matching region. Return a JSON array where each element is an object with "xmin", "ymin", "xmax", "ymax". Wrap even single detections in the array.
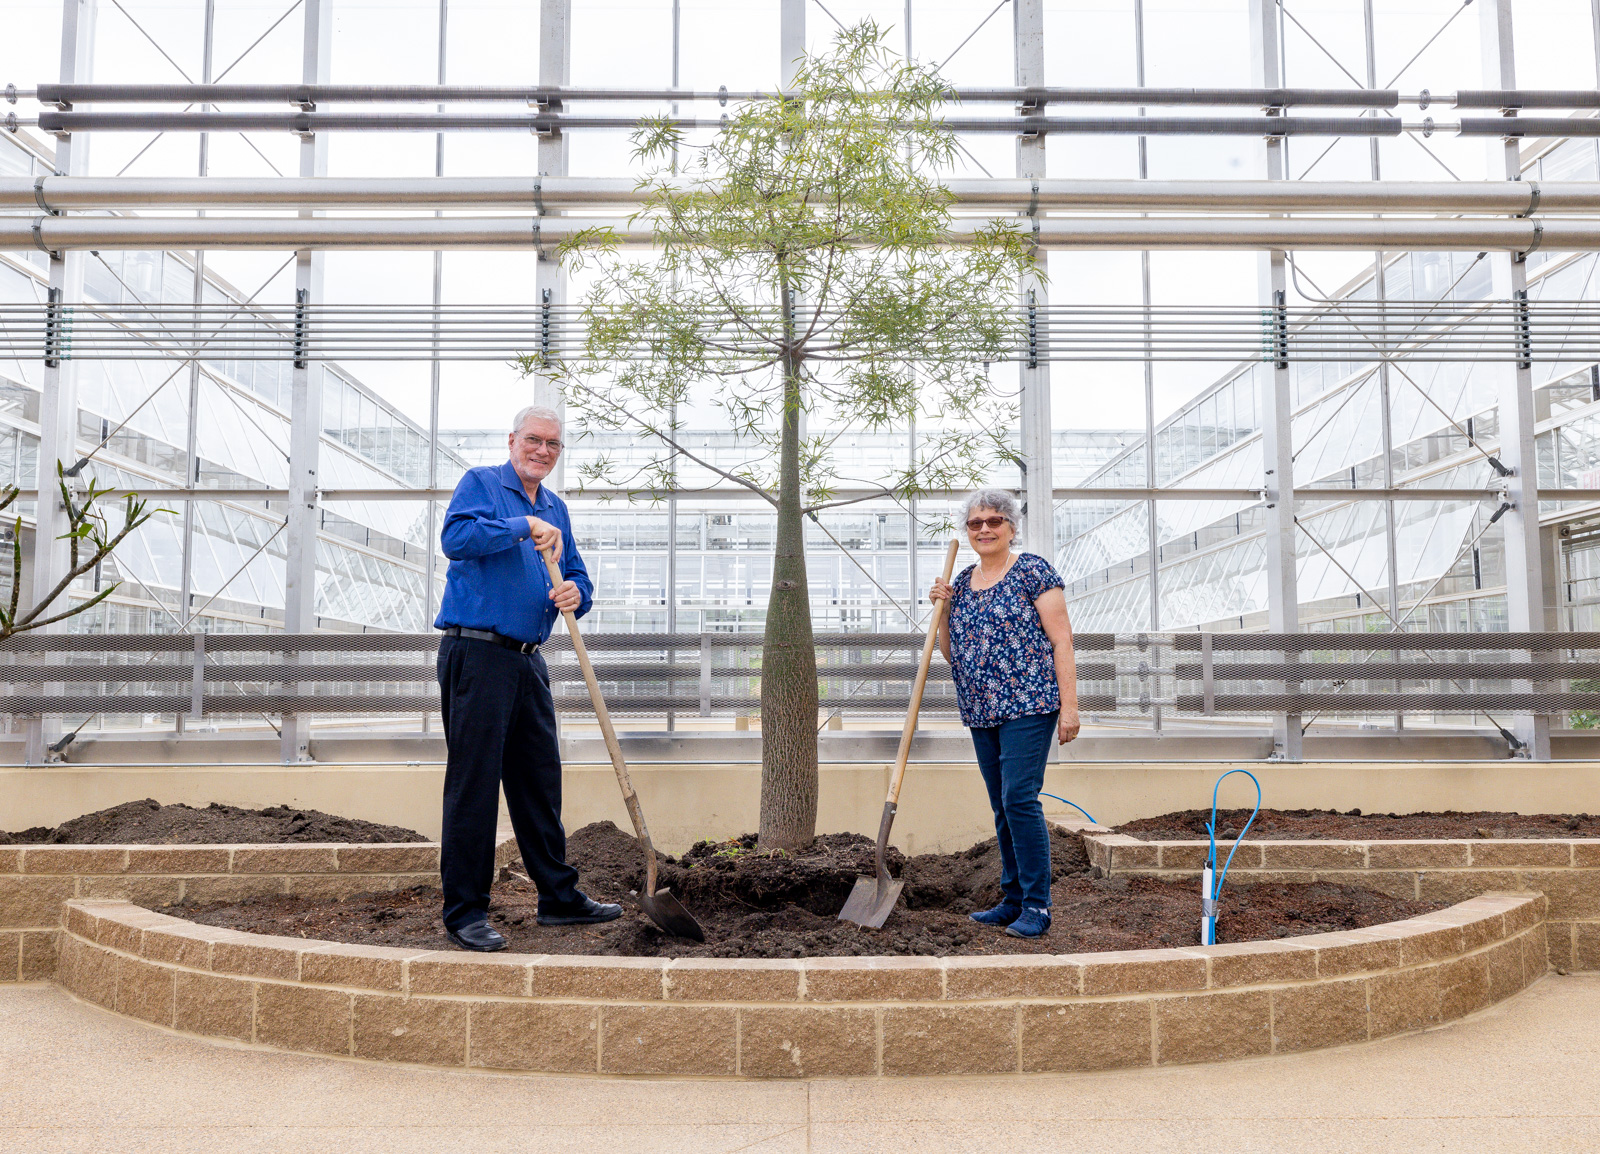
[
  {"xmin": 540, "ymin": 547, "xmax": 705, "ymax": 941},
  {"xmin": 839, "ymin": 538, "xmax": 962, "ymax": 928}
]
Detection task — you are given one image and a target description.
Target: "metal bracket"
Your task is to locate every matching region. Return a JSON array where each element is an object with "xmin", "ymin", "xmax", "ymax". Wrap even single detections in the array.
[
  {"xmin": 718, "ymin": 85, "xmax": 728, "ymax": 107},
  {"xmin": 1271, "ymin": 288, "xmax": 1288, "ymax": 369},
  {"xmin": 540, "ymin": 287, "xmax": 552, "ymax": 366},
  {"xmin": 43, "ymin": 285, "xmax": 65, "ymax": 368},
  {"xmin": 1026, "ymin": 288, "xmax": 1038, "ymax": 369},
  {"xmin": 292, "ymin": 287, "xmax": 309, "ymax": 369},
  {"xmin": 30, "ymin": 217, "xmax": 60, "ymax": 262},
  {"xmin": 4, "ymin": 84, "xmax": 15, "ymax": 105},
  {"xmin": 1513, "ymin": 287, "xmax": 1532, "ymax": 369},
  {"xmin": 1516, "ymin": 223, "xmax": 1543, "ymax": 265},
  {"xmin": 33, "ymin": 175, "xmax": 57, "ymax": 215},
  {"xmin": 1201, "ymin": 632, "xmax": 1215, "ymax": 716},
  {"xmin": 533, "ymin": 174, "xmax": 545, "ymax": 217},
  {"xmin": 1518, "ymin": 180, "xmax": 1541, "ymax": 218}
]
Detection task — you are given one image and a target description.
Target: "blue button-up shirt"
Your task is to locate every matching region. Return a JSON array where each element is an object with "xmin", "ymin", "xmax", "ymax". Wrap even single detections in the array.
[{"xmin": 434, "ymin": 460, "xmax": 593, "ymax": 646}]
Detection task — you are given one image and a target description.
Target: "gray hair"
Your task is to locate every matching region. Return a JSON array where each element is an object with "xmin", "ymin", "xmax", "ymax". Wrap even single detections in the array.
[
  {"xmin": 511, "ymin": 405, "xmax": 563, "ymax": 435},
  {"xmin": 963, "ymin": 489, "xmax": 1021, "ymax": 530}
]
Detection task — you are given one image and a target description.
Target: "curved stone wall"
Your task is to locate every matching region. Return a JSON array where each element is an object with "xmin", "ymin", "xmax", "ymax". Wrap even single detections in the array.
[{"xmin": 54, "ymin": 893, "xmax": 1546, "ymax": 1078}]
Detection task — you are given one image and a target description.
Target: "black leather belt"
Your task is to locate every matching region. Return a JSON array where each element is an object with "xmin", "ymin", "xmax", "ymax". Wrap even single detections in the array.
[{"xmin": 442, "ymin": 626, "xmax": 540, "ymax": 654}]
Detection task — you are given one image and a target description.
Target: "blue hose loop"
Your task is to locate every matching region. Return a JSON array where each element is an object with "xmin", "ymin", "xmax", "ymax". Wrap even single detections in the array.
[
  {"xmin": 1205, "ymin": 768, "xmax": 1262, "ymax": 905},
  {"xmin": 1040, "ymin": 793, "xmax": 1097, "ymax": 824}
]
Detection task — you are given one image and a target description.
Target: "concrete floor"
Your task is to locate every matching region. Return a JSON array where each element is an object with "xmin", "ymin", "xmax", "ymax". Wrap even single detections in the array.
[{"xmin": 3, "ymin": 977, "xmax": 1598, "ymax": 1153}]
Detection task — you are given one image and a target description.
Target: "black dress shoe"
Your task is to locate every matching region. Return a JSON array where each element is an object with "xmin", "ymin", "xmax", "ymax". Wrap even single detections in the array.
[
  {"xmin": 537, "ymin": 894, "xmax": 624, "ymax": 926},
  {"xmin": 446, "ymin": 920, "xmax": 507, "ymax": 952}
]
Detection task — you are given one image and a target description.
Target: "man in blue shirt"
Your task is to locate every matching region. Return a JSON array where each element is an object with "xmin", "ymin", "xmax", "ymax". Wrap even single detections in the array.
[{"xmin": 434, "ymin": 405, "xmax": 621, "ymax": 951}]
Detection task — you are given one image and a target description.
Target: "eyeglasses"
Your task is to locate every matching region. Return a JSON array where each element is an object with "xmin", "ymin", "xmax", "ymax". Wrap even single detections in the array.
[
  {"xmin": 966, "ymin": 516, "xmax": 1010, "ymax": 531},
  {"xmin": 519, "ymin": 437, "xmax": 563, "ymax": 453}
]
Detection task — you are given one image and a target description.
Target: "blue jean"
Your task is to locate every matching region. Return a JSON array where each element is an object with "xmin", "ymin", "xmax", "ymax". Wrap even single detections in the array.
[{"xmin": 970, "ymin": 710, "xmax": 1058, "ymax": 909}]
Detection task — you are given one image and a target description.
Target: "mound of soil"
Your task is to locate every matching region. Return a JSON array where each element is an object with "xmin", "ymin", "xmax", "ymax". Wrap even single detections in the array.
[
  {"xmin": 182, "ymin": 820, "xmax": 1441, "ymax": 958},
  {"xmin": 1118, "ymin": 808, "xmax": 1600, "ymax": 842},
  {"xmin": 0, "ymin": 798, "xmax": 427, "ymax": 846}
]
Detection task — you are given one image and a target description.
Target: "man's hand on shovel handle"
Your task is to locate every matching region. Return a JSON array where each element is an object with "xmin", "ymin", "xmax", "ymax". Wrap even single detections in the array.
[{"xmin": 549, "ymin": 579, "xmax": 581, "ymax": 612}]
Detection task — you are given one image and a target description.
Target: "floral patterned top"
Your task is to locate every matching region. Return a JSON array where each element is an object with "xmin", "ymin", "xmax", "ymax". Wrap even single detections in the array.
[{"xmin": 946, "ymin": 551, "xmax": 1066, "ymax": 728}]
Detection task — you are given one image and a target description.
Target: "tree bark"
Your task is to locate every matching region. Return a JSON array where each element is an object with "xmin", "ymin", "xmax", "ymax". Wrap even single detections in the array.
[{"xmin": 758, "ymin": 291, "xmax": 819, "ymax": 852}]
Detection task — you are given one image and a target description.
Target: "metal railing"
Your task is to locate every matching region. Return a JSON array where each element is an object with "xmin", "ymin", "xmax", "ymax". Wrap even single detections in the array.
[{"xmin": 2, "ymin": 630, "xmax": 1598, "ymax": 721}]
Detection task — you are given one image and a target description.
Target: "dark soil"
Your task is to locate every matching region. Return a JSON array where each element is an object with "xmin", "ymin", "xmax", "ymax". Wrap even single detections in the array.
[
  {"xmin": 0, "ymin": 798, "xmax": 427, "ymax": 846},
  {"xmin": 182, "ymin": 820, "xmax": 1441, "ymax": 958},
  {"xmin": 1118, "ymin": 808, "xmax": 1600, "ymax": 842}
]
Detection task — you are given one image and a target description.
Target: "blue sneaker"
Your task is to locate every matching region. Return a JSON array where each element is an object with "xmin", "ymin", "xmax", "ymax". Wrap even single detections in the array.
[
  {"xmin": 968, "ymin": 900, "xmax": 1022, "ymax": 926},
  {"xmin": 1005, "ymin": 907, "xmax": 1052, "ymax": 938}
]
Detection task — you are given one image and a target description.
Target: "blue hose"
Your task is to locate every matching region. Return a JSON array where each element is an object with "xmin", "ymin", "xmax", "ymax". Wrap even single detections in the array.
[
  {"xmin": 1040, "ymin": 793, "xmax": 1097, "ymax": 824},
  {"xmin": 1204, "ymin": 768, "xmax": 1262, "ymax": 941}
]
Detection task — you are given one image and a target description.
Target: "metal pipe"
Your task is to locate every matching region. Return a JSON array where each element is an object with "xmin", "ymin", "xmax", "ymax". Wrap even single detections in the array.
[
  {"xmin": 29, "ymin": 110, "xmax": 1407, "ymax": 135},
  {"xmin": 26, "ymin": 82, "xmax": 1402, "ymax": 106},
  {"xmin": 1, "ymin": 214, "xmax": 1589, "ymax": 249},
  {"xmin": 6, "ymin": 175, "xmax": 1589, "ymax": 212}
]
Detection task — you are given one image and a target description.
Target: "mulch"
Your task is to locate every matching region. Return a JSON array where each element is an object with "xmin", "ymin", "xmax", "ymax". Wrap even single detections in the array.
[
  {"xmin": 0, "ymin": 798, "xmax": 428, "ymax": 846},
  {"xmin": 1117, "ymin": 808, "xmax": 1600, "ymax": 842},
  {"xmin": 182, "ymin": 820, "xmax": 1442, "ymax": 959}
]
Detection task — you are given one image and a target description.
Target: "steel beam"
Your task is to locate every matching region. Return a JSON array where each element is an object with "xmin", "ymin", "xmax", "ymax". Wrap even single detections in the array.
[
  {"xmin": 279, "ymin": 0, "xmax": 330, "ymax": 765},
  {"xmin": 1015, "ymin": 0, "xmax": 1053, "ymax": 561},
  {"xmin": 12, "ymin": 175, "xmax": 1600, "ymax": 212},
  {"xmin": 1481, "ymin": 0, "xmax": 1550, "ymax": 761},
  {"xmin": 1252, "ymin": 0, "xmax": 1300, "ymax": 761},
  {"xmin": 12, "ymin": 214, "xmax": 1600, "ymax": 250},
  {"xmin": 23, "ymin": 0, "xmax": 96, "ymax": 766}
]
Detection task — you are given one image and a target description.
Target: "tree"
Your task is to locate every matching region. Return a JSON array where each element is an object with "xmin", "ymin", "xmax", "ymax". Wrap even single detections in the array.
[
  {"xmin": 0, "ymin": 467, "xmax": 162, "ymax": 640},
  {"xmin": 525, "ymin": 21, "xmax": 1034, "ymax": 851}
]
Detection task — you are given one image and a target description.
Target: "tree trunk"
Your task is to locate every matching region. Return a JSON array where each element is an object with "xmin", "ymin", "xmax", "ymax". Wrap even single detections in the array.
[{"xmin": 758, "ymin": 338, "xmax": 819, "ymax": 852}]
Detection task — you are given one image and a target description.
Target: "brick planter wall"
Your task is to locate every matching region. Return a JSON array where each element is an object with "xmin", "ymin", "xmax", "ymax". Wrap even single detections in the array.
[
  {"xmin": 0, "ymin": 842, "xmax": 443, "ymax": 985},
  {"xmin": 1082, "ymin": 829, "xmax": 1600, "ymax": 972},
  {"xmin": 50, "ymin": 893, "xmax": 1545, "ymax": 1078}
]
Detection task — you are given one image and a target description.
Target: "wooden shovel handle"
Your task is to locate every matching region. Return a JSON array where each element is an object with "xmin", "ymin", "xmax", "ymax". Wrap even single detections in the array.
[
  {"xmin": 884, "ymin": 539, "xmax": 961, "ymax": 807},
  {"xmin": 540, "ymin": 546, "xmax": 658, "ymax": 892}
]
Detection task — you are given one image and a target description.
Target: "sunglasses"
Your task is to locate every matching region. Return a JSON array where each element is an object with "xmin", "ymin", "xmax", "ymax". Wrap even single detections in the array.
[{"xmin": 966, "ymin": 516, "xmax": 1010, "ymax": 531}]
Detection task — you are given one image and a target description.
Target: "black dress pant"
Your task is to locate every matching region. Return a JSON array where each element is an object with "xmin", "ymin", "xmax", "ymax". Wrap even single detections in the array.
[{"xmin": 437, "ymin": 634, "xmax": 582, "ymax": 931}]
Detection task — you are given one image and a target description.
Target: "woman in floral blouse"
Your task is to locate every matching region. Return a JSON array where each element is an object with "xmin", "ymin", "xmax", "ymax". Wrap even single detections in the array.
[{"xmin": 929, "ymin": 489, "xmax": 1080, "ymax": 939}]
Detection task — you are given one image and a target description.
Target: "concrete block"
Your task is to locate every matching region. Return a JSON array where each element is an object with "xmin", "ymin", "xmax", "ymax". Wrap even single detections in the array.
[
  {"xmin": 882, "ymin": 1005, "xmax": 1018, "ymax": 1076},
  {"xmin": 125, "ymin": 848, "xmax": 232, "ymax": 875},
  {"xmin": 140, "ymin": 924, "xmax": 222, "ymax": 969},
  {"xmin": 469, "ymin": 1000, "xmax": 598, "ymax": 1073},
  {"xmin": 802, "ymin": 956, "xmax": 944, "ymax": 1002},
  {"xmin": 22, "ymin": 847, "xmax": 127, "ymax": 875},
  {"xmin": 1314, "ymin": 870, "xmax": 1419, "ymax": 901},
  {"xmin": 942, "ymin": 956, "xmax": 1081, "ymax": 1000},
  {"xmin": 663, "ymin": 958, "xmax": 801, "ymax": 1002},
  {"xmin": 174, "ymin": 969, "xmax": 253, "ymax": 1042},
  {"xmin": 20, "ymin": 930, "xmax": 57, "ymax": 980},
  {"xmin": 0, "ymin": 877, "xmax": 71, "ymax": 929},
  {"xmin": 336, "ymin": 845, "xmax": 440, "ymax": 873},
  {"xmin": 1470, "ymin": 841, "xmax": 1573, "ymax": 868},
  {"xmin": 78, "ymin": 875, "xmax": 185, "ymax": 908},
  {"xmin": 599, "ymin": 1005, "xmax": 736, "ymax": 1075},
  {"xmin": 60, "ymin": 936, "xmax": 118, "ymax": 1009},
  {"xmin": 1201, "ymin": 939, "xmax": 1317, "ymax": 988},
  {"xmin": 406, "ymin": 952, "xmax": 530, "ymax": 997},
  {"xmin": 0, "ymin": 848, "xmax": 20, "ymax": 873},
  {"xmin": 1155, "ymin": 990, "xmax": 1272, "ymax": 1065},
  {"xmin": 231, "ymin": 846, "xmax": 340, "ymax": 874},
  {"xmin": 300, "ymin": 943, "xmax": 422, "ymax": 992},
  {"xmin": 1368, "ymin": 842, "xmax": 1468, "ymax": 869},
  {"xmin": 1020, "ymin": 999, "xmax": 1152, "ymax": 1073},
  {"xmin": 738, "ymin": 1007, "xmax": 877, "ymax": 1077},
  {"xmin": 1529, "ymin": 871, "xmax": 1600, "ymax": 920},
  {"xmin": 211, "ymin": 934, "xmax": 304, "ymax": 981},
  {"xmin": 254, "ymin": 983, "xmax": 352, "ymax": 1055},
  {"xmin": 114, "ymin": 955, "xmax": 175, "ymax": 1027},
  {"xmin": 1271, "ymin": 979, "xmax": 1368, "ymax": 1052},
  {"xmin": 1259, "ymin": 843, "xmax": 1365, "ymax": 870},
  {"xmin": 178, "ymin": 875, "xmax": 288, "ymax": 904},
  {"xmin": 1484, "ymin": 937, "xmax": 1526, "ymax": 1002},
  {"xmin": 1416, "ymin": 870, "xmax": 1522, "ymax": 905},
  {"xmin": 528, "ymin": 956, "xmax": 664, "ymax": 1000},
  {"xmin": 1077, "ymin": 949, "xmax": 1206, "ymax": 996},
  {"xmin": 1396, "ymin": 920, "xmax": 1467, "ymax": 966},
  {"xmin": 353, "ymin": 994, "xmax": 467, "ymax": 1066}
]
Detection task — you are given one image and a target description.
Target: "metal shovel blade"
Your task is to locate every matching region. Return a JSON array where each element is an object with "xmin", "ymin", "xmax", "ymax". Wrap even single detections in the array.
[
  {"xmin": 837, "ymin": 873, "xmax": 905, "ymax": 929},
  {"xmin": 637, "ymin": 886, "xmax": 705, "ymax": 941}
]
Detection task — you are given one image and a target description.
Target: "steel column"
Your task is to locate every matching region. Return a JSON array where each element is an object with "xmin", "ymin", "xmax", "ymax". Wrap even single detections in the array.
[
  {"xmin": 533, "ymin": 0, "xmax": 570, "ymax": 491},
  {"xmin": 1014, "ymin": 0, "xmax": 1054, "ymax": 560},
  {"xmin": 1251, "ymin": 0, "xmax": 1301, "ymax": 760},
  {"xmin": 23, "ymin": 0, "xmax": 97, "ymax": 766},
  {"xmin": 279, "ymin": 0, "xmax": 331, "ymax": 764},
  {"xmin": 1481, "ymin": 0, "xmax": 1551, "ymax": 759},
  {"xmin": 422, "ymin": 0, "xmax": 448, "ymax": 735}
]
